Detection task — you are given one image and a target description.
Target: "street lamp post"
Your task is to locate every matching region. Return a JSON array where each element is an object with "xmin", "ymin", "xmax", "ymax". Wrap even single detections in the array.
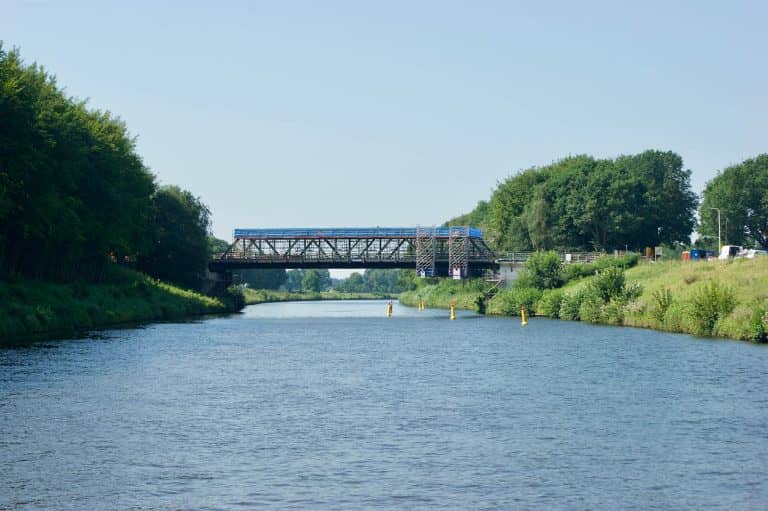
[{"xmin": 710, "ymin": 208, "xmax": 721, "ymax": 253}]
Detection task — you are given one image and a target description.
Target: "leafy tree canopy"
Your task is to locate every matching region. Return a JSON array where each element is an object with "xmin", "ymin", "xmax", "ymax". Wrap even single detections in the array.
[
  {"xmin": 137, "ymin": 186, "xmax": 211, "ymax": 290},
  {"xmin": 446, "ymin": 151, "xmax": 698, "ymax": 252},
  {"xmin": 699, "ymin": 154, "xmax": 768, "ymax": 248}
]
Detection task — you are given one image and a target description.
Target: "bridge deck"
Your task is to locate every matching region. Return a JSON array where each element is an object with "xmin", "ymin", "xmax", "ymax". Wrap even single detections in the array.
[{"xmin": 233, "ymin": 227, "xmax": 484, "ymax": 239}]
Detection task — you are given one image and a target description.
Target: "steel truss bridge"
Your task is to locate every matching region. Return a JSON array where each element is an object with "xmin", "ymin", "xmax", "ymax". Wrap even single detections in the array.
[{"xmin": 209, "ymin": 227, "xmax": 497, "ymax": 278}]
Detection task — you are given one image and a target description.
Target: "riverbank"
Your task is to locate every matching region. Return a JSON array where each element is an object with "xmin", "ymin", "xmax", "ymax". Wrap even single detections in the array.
[
  {"xmin": 399, "ymin": 279, "xmax": 485, "ymax": 311},
  {"xmin": 244, "ymin": 288, "xmax": 398, "ymax": 305},
  {"xmin": 605, "ymin": 258, "xmax": 767, "ymax": 342},
  {"xmin": 0, "ymin": 267, "xmax": 241, "ymax": 342},
  {"xmin": 400, "ymin": 258, "xmax": 768, "ymax": 342}
]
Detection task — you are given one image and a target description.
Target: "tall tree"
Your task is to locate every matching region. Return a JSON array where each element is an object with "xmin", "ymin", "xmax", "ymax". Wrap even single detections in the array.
[
  {"xmin": 138, "ymin": 186, "xmax": 210, "ymax": 290},
  {"xmin": 700, "ymin": 154, "xmax": 768, "ymax": 248},
  {"xmin": 0, "ymin": 45, "xmax": 156, "ymax": 280},
  {"xmin": 301, "ymin": 269, "xmax": 331, "ymax": 292}
]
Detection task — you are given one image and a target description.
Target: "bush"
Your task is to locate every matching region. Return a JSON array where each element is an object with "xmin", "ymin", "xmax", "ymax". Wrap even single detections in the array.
[
  {"xmin": 578, "ymin": 289, "xmax": 604, "ymax": 323},
  {"xmin": 563, "ymin": 263, "xmax": 589, "ymax": 282},
  {"xmin": 222, "ymin": 286, "xmax": 246, "ymax": 312},
  {"xmin": 491, "ymin": 287, "xmax": 543, "ymax": 316},
  {"xmin": 519, "ymin": 251, "xmax": 564, "ymax": 290},
  {"xmin": 563, "ymin": 253, "xmax": 641, "ymax": 284},
  {"xmin": 714, "ymin": 303, "xmax": 766, "ymax": 343},
  {"xmin": 593, "ymin": 253, "xmax": 640, "ymax": 270},
  {"xmin": 689, "ymin": 281, "xmax": 736, "ymax": 336},
  {"xmin": 662, "ymin": 301, "xmax": 693, "ymax": 332},
  {"xmin": 559, "ymin": 289, "xmax": 586, "ymax": 320},
  {"xmin": 537, "ymin": 289, "xmax": 565, "ymax": 318},
  {"xmin": 588, "ymin": 267, "xmax": 626, "ymax": 302},
  {"xmin": 651, "ymin": 287, "xmax": 673, "ymax": 323},
  {"xmin": 601, "ymin": 299, "xmax": 625, "ymax": 325}
]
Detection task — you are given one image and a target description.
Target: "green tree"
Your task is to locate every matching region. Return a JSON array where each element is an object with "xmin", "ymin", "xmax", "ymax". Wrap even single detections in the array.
[
  {"xmin": 699, "ymin": 154, "xmax": 768, "ymax": 248},
  {"xmin": 460, "ymin": 151, "xmax": 697, "ymax": 252},
  {"xmin": 301, "ymin": 269, "xmax": 331, "ymax": 292},
  {"xmin": 208, "ymin": 236, "xmax": 230, "ymax": 256},
  {"xmin": 138, "ymin": 186, "xmax": 211, "ymax": 290},
  {"xmin": 0, "ymin": 44, "xmax": 155, "ymax": 280},
  {"xmin": 517, "ymin": 251, "xmax": 564, "ymax": 289},
  {"xmin": 238, "ymin": 269, "xmax": 287, "ymax": 289},
  {"xmin": 283, "ymin": 269, "xmax": 305, "ymax": 291}
]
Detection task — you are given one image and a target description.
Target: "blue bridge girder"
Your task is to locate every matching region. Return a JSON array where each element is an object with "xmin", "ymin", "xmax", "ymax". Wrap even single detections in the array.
[{"xmin": 208, "ymin": 226, "xmax": 498, "ymax": 276}]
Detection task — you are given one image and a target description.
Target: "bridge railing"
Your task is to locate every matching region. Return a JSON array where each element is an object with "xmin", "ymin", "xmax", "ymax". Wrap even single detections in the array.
[{"xmin": 495, "ymin": 251, "xmax": 608, "ymax": 264}]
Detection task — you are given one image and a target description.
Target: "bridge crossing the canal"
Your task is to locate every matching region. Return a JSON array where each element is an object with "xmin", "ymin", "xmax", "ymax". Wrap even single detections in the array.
[{"xmin": 209, "ymin": 226, "xmax": 498, "ymax": 278}]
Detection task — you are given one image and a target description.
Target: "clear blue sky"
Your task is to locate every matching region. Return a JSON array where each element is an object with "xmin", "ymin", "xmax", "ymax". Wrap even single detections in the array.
[{"xmin": 3, "ymin": 0, "xmax": 766, "ymax": 242}]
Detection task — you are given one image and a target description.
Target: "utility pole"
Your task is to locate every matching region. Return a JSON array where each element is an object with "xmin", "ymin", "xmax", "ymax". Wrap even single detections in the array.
[{"xmin": 710, "ymin": 208, "xmax": 721, "ymax": 253}]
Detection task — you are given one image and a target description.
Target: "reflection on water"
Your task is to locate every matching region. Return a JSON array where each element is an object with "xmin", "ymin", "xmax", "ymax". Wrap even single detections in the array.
[{"xmin": 1, "ymin": 300, "xmax": 766, "ymax": 510}]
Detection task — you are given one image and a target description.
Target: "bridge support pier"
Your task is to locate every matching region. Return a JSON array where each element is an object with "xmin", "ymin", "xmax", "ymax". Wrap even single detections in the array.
[{"xmin": 202, "ymin": 269, "xmax": 233, "ymax": 295}]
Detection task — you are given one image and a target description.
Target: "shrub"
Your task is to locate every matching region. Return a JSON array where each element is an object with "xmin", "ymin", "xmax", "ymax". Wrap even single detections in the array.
[
  {"xmin": 559, "ymin": 289, "xmax": 586, "ymax": 320},
  {"xmin": 578, "ymin": 288, "xmax": 604, "ymax": 323},
  {"xmin": 689, "ymin": 281, "xmax": 736, "ymax": 336},
  {"xmin": 491, "ymin": 287, "xmax": 543, "ymax": 316},
  {"xmin": 520, "ymin": 251, "xmax": 564, "ymax": 290},
  {"xmin": 593, "ymin": 253, "xmax": 640, "ymax": 270},
  {"xmin": 623, "ymin": 281, "xmax": 643, "ymax": 302},
  {"xmin": 714, "ymin": 303, "xmax": 767, "ymax": 343},
  {"xmin": 537, "ymin": 289, "xmax": 565, "ymax": 318},
  {"xmin": 651, "ymin": 287, "xmax": 673, "ymax": 323},
  {"xmin": 222, "ymin": 286, "xmax": 246, "ymax": 311},
  {"xmin": 663, "ymin": 301, "xmax": 693, "ymax": 332},
  {"xmin": 601, "ymin": 298, "xmax": 625, "ymax": 325},
  {"xmin": 563, "ymin": 263, "xmax": 589, "ymax": 282},
  {"xmin": 588, "ymin": 267, "xmax": 626, "ymax": 302}
]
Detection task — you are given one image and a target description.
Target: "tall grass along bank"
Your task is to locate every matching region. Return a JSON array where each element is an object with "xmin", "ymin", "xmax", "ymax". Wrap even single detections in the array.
[
  {"xmin": 401, "ymin": 255, "xmax": 768, "ymax": 342},
  {"xmin": 522, "ymin": 258, "xmax": 767, "ymax": 342},
  {"xmin": 1, "ymin": 267, "xmax": 243, "ymax": 343}
]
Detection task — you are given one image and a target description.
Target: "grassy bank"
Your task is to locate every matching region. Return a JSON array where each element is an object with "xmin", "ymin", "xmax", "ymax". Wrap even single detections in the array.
[
  {"xmin": 614, "ymin": 258, "xmax": 767, "ymax": 341},
  {"xmin": 399, "ymin": 257, "xmax": 768, "ymax": 342},
  {"xmin": 399, "ymin": 279, "xmax": 486, "ymax": 310},
  {"xmin": 244, "ymin": 288, "xmax": 398, "ymax": 305},
  {"xmin": 504, "ymin": 258, "xmax": 768, "ymax": 342},
  {"xmin": 0, "ymin": 267, "xmax": 240, "ymax": 342}
]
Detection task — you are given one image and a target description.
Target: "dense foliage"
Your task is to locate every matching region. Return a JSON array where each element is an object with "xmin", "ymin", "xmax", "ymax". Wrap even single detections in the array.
[
  {"xmin": 0, "ymin": 266, "xmax": 233, "ymax": 341},
  {"xmin": 447, "ymin": 151, "xmax": 698, "ymax": 251},
  {"xmin": 0, "ymin": 46, "xmax": 212, "ymax": 289},
  {"xmin": 238, "ymin": 269, "xmax": 287, "ymax": 290},
  {"xmin": 137, "ymin": 186, "xmax": 211, "ymax": 290},
  {"xmin": 699, "ymin": 154, "xmax": 768, "ymax": 248},
  {"xmin": 335, "ymin": 269, "xmax": 415, "ymax": 294},
  {"xmin": 282, "ymin": 269, "xmax": 333, "ymax": 292},
  {"xmin": 0, "ymin": 45, "xmax": 155, "ymax": 280}
]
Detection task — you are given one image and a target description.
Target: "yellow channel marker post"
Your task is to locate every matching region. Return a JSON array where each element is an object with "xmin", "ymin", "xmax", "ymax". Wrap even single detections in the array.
[
  {"xmin": 521, "ymin": 304, "xmax": 528, "ymax": 326},
  {"xmin": 386, "ymin": 301, "xmax": 393, "ymax": 317}
]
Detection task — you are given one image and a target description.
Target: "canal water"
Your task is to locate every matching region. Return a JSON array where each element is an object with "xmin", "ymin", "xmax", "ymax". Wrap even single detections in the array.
[{"xmin": 1, "ymin": 300, "xmax": 766, "ymax": 510}]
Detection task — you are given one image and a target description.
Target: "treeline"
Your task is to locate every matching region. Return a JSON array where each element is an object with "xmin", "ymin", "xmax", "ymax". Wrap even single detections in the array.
[
  {"xmin": 448, "ymin": 151, "xmax": 698, "ymax": 252},
  {"xmin": 334, "ymin": 269, "xmax": 414, "ymax": 294},
  {"xmin": 0, "ymin": 45, "xmax": 210, "ymax": 289},
  {"xmin": 698, "ymin": 154, "xmax": 768, "ymax": 248},
  {"xmin": 230, "ymin": 268, "xmax": 415, "ymax": 295}
]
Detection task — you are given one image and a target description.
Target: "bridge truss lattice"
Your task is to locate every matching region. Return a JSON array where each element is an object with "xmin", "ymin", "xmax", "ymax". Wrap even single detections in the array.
[{"xmin": 210, "ymin": 227, "xmax": 496, "ymax": 277}]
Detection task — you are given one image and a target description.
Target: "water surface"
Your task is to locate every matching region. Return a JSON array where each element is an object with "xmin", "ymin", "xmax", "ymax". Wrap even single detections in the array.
[{"xmin": 1, "ymin": 300, "xmax": 766, "ymax": 509}]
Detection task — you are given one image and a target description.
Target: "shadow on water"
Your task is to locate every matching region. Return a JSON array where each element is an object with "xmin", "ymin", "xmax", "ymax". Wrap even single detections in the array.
[{"xmin": 0, "ymin": 313, "xmax": 233, "ymax": 350}]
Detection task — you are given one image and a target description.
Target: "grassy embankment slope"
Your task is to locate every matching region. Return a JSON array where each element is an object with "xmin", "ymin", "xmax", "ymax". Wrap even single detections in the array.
[
  {"xmin": 400, "ymin": 258, "xmax": 768, "ymax": 342},
  {"xmin": 0, "ymin": 267, "xmax": 238, "ymax": 342},
  {"xmin": 243, "ymin": 288, "xmax": 398, "ymax": 305},
  {"xmin": 591, "ymin": 257, "xmax": 768, "ymax": 341}
]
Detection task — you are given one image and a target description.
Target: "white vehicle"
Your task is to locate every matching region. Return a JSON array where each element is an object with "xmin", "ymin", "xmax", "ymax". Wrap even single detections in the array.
[
  {"xmin": 718, "ymin": 245, "xmax": 744, "ymax": 260},
  {"xmin": 744, "ymin": 249, "xmax": 768, "ymax": 259}
]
